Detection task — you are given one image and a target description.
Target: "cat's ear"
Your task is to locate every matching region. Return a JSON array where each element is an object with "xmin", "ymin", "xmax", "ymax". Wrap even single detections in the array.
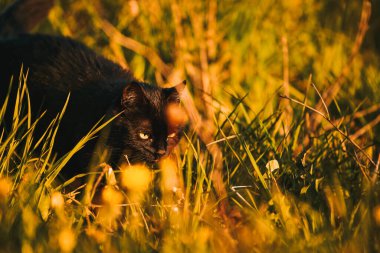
[
  {"xmin": 163, "ymin": 80, "xmax": 186, "ymax": 103},
  {"xmin": 122, "ymin": 82, "xmax": 145, "ymax": 108}
]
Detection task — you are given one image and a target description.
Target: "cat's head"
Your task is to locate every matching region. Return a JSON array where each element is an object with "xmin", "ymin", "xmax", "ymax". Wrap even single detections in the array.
[{"xmin": 109, "ymin": 81, "xmax": 186, "ymax": 166}]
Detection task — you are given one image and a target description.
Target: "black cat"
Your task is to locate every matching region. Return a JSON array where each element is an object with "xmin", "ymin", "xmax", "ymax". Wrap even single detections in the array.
[{"xmin": 0, "ymin": 0, "xmax": 185, "ymax": 178}]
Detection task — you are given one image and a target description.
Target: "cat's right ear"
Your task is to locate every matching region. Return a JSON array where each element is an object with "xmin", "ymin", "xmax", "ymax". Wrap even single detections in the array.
[
  {"xmin": 174, "ymin": 80, "xmax": 186, "ymax": 96},
  {"xmin": 163, "ymin": 80, "xmax": 186, "ymax": 103},
  {"xmin": 122, "ymin": 82, "xmax": 144, "ymax": 108}
]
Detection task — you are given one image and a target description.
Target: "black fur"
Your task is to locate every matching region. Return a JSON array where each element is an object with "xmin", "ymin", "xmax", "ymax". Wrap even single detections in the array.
[{"xmin": 0, "ymin": 1, "xmax": 184, "ymax": 178}]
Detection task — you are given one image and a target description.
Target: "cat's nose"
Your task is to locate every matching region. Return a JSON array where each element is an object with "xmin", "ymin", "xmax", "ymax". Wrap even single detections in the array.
[{"xmin": 155, "ymin": 149, "xmax": 166, "ymax": 159}]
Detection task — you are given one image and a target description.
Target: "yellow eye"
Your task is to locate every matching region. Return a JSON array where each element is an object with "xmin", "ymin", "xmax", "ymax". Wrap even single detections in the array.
[
  {"xmin": 167, "ymin": 133, "xmax": 176, "ymax": 138},
  {"xmin": 139, "ymin": 132, "xmax": 150, "ymax": 140}
]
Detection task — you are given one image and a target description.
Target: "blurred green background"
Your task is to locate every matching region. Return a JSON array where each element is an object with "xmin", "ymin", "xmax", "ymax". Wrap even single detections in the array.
[
  {"xmin": 1, "ymin": 0, "xmax": 378, "ymax": 114},
  {"xmin": 47, "ymin": 0, "xmax": 380, "ymax": 109}
]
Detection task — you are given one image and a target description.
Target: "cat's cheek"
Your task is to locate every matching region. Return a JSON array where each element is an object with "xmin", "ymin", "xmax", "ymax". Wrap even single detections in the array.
[{"xmin": 166, "ymin": 137, "xmax": 179, "ymax": 154}]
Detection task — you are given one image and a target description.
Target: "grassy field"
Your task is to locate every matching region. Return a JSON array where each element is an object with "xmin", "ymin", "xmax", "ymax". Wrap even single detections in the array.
[{"xmin": 0, "ymin": 0, "xmax": 380, "ymax": 252}]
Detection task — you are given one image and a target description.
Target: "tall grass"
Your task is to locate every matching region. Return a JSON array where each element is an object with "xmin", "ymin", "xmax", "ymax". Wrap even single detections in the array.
[
  {"xmin": 0, "ymin": 0, "xmax": 380, "ymax": 252},
  {"xmin": 0, "ymin": 73, "xmax": 379, "ymax": 252}
]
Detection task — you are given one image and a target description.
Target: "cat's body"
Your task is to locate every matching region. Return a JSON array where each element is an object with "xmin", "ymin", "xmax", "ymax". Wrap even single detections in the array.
[{"xmin": 0, "ymin": 0, "xmax": 184, "ymax": 178}]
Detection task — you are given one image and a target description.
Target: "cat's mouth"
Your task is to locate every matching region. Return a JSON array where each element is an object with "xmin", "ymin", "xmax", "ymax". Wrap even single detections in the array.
[
  {"xmin": 153, "ymin": 155, "xmax": 168, "ymax": 163},
  {"xmin": 149, "ymin": 154, "xmax": 168, "ymax": 164}
]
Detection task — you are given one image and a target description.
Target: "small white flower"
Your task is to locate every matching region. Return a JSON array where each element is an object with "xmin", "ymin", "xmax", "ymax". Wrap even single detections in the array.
[{"xmin": 266, "ymin": 159, "xmax": 280, "ymax": 172}]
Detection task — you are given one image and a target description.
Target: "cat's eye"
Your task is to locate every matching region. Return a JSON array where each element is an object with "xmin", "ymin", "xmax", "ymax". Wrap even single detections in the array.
[
  {"xmin": 167, "ymin": 133, "xmax": 176, "ymax": 138},
  {"xmin": 139, "ymin": 132, "xmax": 150, "ymax": 140}
]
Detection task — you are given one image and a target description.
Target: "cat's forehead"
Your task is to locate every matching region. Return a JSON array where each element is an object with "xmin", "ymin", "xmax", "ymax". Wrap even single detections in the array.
[
  {"xmin": 146, "ymin": 89, "xmax": 165, "ymax": 109},
  {"xmin": 139, "ymin": 118, "xmax": 151, "ymax": 127},
  {"xmin": 123, "ymin": 82, "xmax": 180, "ymax": 121}
]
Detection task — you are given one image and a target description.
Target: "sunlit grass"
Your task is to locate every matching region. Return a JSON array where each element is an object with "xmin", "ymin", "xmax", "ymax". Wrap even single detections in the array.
[
  {"xmin": 0, "ymin": 72, "xmax": 378, "ymax": 252},
  {"xmin": 1, "ymin": 0, "xmax": 380, "ymax": 252}
]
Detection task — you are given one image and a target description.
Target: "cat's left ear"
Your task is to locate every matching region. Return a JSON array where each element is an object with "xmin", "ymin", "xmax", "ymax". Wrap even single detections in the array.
[
  {"xmin": 122, "ymin": 82, "xmax": 145, "ymax": 108},
  {"xmin": 163, "ymin": 80, "xmax": 186, "ymax": 103}
]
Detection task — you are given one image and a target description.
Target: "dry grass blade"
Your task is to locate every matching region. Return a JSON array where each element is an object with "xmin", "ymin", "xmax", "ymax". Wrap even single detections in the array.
[
  {"xmin": 350, "ymin": 113, "xmax": 380, "ymax": 140},
  {"xmin": 372, "ymin": 154, "xmax": 380, "ymax": 184},
  {"xmin": 349, "ymin": 103, "xmax": 380, "ymax": 119},
  {"xmin": 98, "ymin": 19, "xmax": 172, "ymax": 78},
  {"xmin": 0, "ymin": 77, "xmax": 13, "ymax": 123},
  {"xmin": 206, "ymin": 134, "xmax": 238, "ymax": 146},
  {"xmin": 311, "ymin": 82, "xmax": 330, "ymax": 119},
  {"xmin": 324, "ymin": 103, "xmax": 380, "ymax": 131},
  {"xmin": 280, "ymin": 94, "xmax": 376, "ymax": 169}
]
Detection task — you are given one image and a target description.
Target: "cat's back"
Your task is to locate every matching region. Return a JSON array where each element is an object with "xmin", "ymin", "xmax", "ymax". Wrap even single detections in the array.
[
  {"xmin": 0, "ymin": 33, "xmax": 136, "ymax": 165},
  {"xmin": 0, "ymin": 33, "xmax": 134, "ymax": 145},
  {"xmin": 0, "ymin": 33, "xmax": 130, "ymax": 92},
  {"xmin": 0, "ymin": 33, "xmax": 91, "ymax": 76}
]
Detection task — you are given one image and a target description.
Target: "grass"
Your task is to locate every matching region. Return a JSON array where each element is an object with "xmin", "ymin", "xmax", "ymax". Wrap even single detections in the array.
[
  {"xmin": 1, "ymin": 0, "xmax": 380, "ymax": 252},
  {"xmin": 0, "ymin": 71, "xmax": 379, "ymax": 253}
]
